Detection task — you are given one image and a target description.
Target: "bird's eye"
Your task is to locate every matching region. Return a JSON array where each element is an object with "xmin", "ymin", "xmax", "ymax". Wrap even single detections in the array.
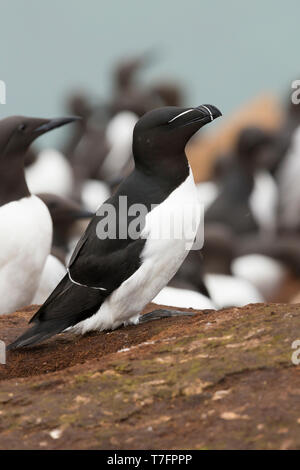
[{"xmin": 18, "ymin": 124, "xmax": 26, "ymax": 131}]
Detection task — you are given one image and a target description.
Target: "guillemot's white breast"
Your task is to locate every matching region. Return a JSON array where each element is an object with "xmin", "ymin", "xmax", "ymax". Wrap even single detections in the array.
[
  {"xmin": 0, "ymin": 195, "xmax": 52, "ymax": 314},
  {"xmin": 75, "ymin": 167, "xmax": 201, "ymax": 333}
]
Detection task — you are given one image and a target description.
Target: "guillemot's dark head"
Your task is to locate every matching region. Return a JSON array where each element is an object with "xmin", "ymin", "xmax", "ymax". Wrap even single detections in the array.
[
  {"xmin": 132, "ymin": 105, "xmax": 222, "ymax": 171},
  {"xmin": 0, "ymin": 115, "xmax": 80, "ymax": 207},
  {"xmin": 0, "ymin": 115, "xmax": 80, "ymax": 157}
]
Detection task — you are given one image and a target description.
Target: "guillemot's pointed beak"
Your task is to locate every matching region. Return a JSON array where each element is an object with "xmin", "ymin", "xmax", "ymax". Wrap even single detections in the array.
[{"xmin": 34, "ymin": 116, "xmax": 81, "ymax": 134}]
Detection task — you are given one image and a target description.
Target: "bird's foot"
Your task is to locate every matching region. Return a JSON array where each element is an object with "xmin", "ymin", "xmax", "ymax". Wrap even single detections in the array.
[{"xmin": 139, "ymin": 309, "xmax": 195, "ymax": 324}]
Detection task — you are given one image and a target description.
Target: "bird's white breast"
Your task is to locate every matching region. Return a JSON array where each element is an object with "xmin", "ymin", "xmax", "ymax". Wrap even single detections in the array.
[
  {"xmin": 0, "ymin": 195, "xmax": 52, "ymax": 314},
  {"xmin": 75, "ymin": 168, "xmax": 201, "ymax": 333}
]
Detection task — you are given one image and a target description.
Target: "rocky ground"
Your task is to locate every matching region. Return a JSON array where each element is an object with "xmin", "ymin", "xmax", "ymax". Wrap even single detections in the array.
[{"xmin": 0, "ymin": 302, "xmax": 300, "ymax": 450}]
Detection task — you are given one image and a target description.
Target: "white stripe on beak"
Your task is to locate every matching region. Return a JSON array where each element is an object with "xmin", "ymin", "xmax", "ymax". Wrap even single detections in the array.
[
  {"xmin": 168, "ymin": 109, "xmax": 194, "ymax": 123},
  {"xmin": 200, "ymin": 105, "xmax": 214, "ymax": 122}
]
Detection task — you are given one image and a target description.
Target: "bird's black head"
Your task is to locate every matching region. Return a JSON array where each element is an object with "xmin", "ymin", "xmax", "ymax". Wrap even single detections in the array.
[
  {"xmin": 132, "ymin": 105, "xmax": 222, "ymax": 174},
  {"xmin": 0, "ymin": 115, "xmax": 80, "ymax": 158}
]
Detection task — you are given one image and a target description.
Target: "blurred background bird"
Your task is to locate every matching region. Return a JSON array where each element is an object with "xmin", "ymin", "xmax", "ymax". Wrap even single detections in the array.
[{"xmin": 1, "ymin": 0, "xmax": 300, "ymax": 315}]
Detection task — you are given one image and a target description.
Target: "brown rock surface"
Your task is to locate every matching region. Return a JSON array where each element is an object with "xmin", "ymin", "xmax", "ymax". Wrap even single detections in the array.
[{"xmin": 0, "ymin": 302, "xmax": 300, "ymax": 450}]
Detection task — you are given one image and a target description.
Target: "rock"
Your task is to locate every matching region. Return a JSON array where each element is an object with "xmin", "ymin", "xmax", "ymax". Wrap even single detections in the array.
[{"xmin": 0, "ymin": 302, "xmax": 300, "ymax": 450}]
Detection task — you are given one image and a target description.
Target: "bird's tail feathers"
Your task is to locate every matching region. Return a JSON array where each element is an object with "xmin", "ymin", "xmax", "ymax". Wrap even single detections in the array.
[{"xmin": 7, "ymin": 320, "xmax": 68, "ymax": 350}]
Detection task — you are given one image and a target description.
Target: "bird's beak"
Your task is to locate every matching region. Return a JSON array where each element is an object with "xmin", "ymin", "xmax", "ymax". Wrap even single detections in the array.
[
  {"xmin": 195, "ymin": 104, "xmax": 222, "ymax": 121},
  {"xmin": 169, "ymin": 104, "xmax": 222, "ymax": 128},
  {"xmin": 34, "ymin": 116, "xmax": 81, "ymax": 133},
  {"xmin": 183, "ymin": 104, "xmax": 222, "ymax": 126}
]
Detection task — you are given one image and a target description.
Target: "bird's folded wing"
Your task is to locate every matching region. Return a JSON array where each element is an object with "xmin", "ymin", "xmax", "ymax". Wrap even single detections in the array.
[
  {"xmin": 69, "ymin": 238, "xmax": 146, "ymax": 292},
  {"xmin": 67, "ymin": 205, "xmax": 147, "ymax": 290},
  {"xmin": 28, "ymin": 236, "xmax": 146, "ymax": 326}
]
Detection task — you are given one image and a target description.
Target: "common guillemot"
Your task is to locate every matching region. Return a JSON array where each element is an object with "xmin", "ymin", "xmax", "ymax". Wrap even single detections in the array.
[
  {"xmin": 0, "ymin": 115, "xmax": 78, "ymax": 315},
  {"xmin": 8, "ymin": 104, "xmax": 222, "ymax": 349}
]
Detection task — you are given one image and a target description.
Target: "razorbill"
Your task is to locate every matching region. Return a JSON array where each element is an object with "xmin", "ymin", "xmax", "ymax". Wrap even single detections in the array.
[
  {"xmin": 0, "ymin": 115, "xmax": 78, "ymax": 315},
  {"xmin": 8, "ymin": 103, "xmax": 222, "ymax": 348}
]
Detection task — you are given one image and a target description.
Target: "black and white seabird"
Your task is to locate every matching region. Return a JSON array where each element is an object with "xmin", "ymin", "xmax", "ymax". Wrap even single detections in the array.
[
  {"xmin": 8, "ymin": 104, "xmax": 222, "ymax": 349},
  {"xmin": 0, "ymin": 115, "xmax": 79, "ymax": 315}
]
